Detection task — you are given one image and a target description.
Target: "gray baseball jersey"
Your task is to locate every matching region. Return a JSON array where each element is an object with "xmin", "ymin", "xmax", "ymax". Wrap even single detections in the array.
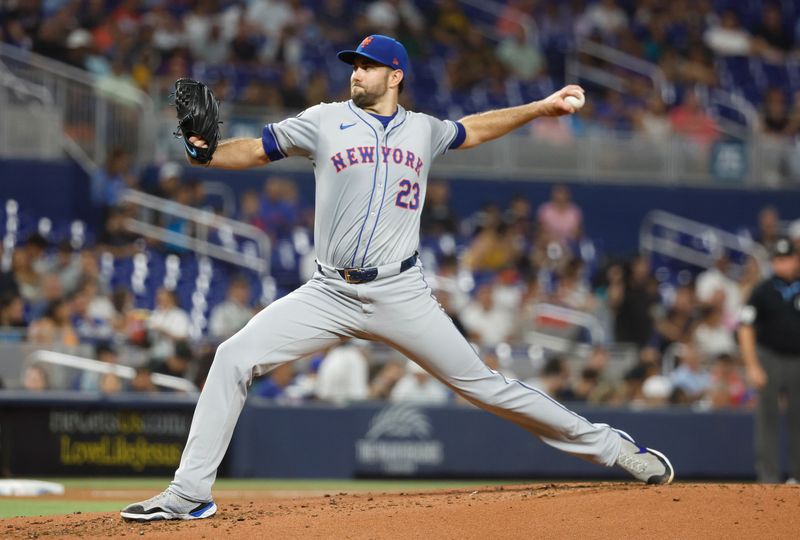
[
  {"xmin": 170, "ymin": 100, "xmax": 622, "ymax": 501},
  {"xmin": 263, "ymin": 101, "xmax": 460, "ymax": 268}
]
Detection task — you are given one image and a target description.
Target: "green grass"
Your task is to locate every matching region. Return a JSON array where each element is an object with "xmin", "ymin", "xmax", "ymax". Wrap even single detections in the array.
[
  {"xmin": 0, "ymin": 500, "xmax": 127, "ymax": 519},
  {"xmin": 0, "ymin": 478, "xmax": 531, "ymax": 519},
  {"xmin": 55, "ymin": 477, "xmax": 527, "ymax": 491}
]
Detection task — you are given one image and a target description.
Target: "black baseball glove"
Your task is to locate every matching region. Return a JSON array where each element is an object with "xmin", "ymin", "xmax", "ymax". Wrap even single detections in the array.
[{"xmin": 172, "ymin": 78, "xmax": 221, "ymax": 164}]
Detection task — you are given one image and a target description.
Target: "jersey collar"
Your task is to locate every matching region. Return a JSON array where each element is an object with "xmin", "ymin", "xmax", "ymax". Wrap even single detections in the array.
[{"xmin": 348, "ymin": 100, "xmax": 407, "ymax": 131}]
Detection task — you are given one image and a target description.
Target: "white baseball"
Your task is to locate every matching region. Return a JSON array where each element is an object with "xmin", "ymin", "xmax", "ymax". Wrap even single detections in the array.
[{"xmin": 565, "ymin": 93, "xmax": 585, "ymax": 111}]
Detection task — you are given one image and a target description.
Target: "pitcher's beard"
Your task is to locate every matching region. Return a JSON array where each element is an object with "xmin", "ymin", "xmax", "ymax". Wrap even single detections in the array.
[{"xmin": 352, "ymin": 90, "xmax": 377, "ymax": 108}]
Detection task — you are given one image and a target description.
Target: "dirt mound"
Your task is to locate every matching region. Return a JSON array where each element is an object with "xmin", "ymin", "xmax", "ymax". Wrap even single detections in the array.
[{"xmin": 4, "ymin": 483, "xmax": 799, "ymax": 539}]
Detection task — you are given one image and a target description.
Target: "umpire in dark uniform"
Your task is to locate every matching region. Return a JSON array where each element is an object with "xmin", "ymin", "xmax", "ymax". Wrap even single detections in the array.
[{"xmin": 738, "ymin": 237, "xmax": 800, "ymax": 483}]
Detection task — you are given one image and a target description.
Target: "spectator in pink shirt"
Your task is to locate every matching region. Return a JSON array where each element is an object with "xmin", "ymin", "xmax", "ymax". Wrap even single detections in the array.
[{"xmin": 537, "ymin": 184, "xmax": 583, "ymax": 246}]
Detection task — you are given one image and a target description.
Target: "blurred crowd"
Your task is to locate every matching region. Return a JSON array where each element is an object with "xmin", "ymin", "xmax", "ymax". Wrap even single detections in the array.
[
  {"xmin": 4, "ymin": 0, "xmax": 800, "ymax": 147},
  {"xmin": 4, "ymin": 152, "xmax": 799, "ymax": 412},
  {"xmin": 3, "ymin": 0, "xmax": 800, "ymax": 408}
]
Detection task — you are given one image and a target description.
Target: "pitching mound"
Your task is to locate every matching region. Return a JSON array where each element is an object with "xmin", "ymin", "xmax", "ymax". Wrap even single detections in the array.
[{"xmin": 3, "ymin": 483, "xmax": 799, "ymax": 539}]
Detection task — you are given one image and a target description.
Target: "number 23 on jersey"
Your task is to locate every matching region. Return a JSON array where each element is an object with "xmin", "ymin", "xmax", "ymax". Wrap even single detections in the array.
[{"xmin": 395, "ymin": 179, "xmax": 420, "ymax": 210}]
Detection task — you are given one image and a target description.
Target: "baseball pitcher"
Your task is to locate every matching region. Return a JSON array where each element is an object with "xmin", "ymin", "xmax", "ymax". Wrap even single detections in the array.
[{"xmin": 122, "ymin": 35, "xmax": 673, "ymax": 522}]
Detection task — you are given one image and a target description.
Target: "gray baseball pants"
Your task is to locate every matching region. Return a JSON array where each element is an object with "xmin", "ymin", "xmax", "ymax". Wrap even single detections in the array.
[
  {"xmin": 755, "ymin": 346, "xmax": 800, "ymax": 483},
  {"xmin": 171, "ymin": 263, "xmax": 621, "ymax": 501}
]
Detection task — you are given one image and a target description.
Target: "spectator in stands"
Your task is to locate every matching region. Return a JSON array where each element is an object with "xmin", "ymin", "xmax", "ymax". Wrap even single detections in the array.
[
  {"xmin": 537, "ymin": 1, "xmax": 574, "ymax": 49},
  {"xmin": 669, "ymin": 343, "xmax": 712, "ymax": 404},
  {"xmin": 64, "ymin": 27, "xmax": 106, "ymax": 74},
  {"xmin": 368, "ymin": 360, "xmax": 406, "ymax": 400},
  {"xmin": 0, "ymin": 292, "xmax": 26, "ymax": 337},
  {"xmin": 760, "ymin": 87, "xmax": 793, "ymax": 137},
  {"xmin": 39, "ymin": 242, "xmax": 82, "ymax": 297},
  {"xmin": 95, "ymin": 55, "xmax": 142, "ymax": 104},
  {"xmin": 513, "ymin": 273, "xmax": 544, "ymax": 342},
  {"xmin": 79, "ymin": 342, "xmax": 119, "ymax": 392},
  {"xmin": 496, "ymin": 24, "xmax": 546, "ymax": 82},
  {"xmin": 80, "ymin": 275, "xmax": 114, "ymax": 320},
  {"xmin": 421, "ymin": 180, "xmax": 458, "ymax": 237},
  {"xmin": 254, "ymin": 362, "xmax": 296, "ymax": 401},
  {"xmin": 260, "ymin": 176, "xmax": 300, "ymax": 241},
  {"xmin": 553, "ymin": 257, "xmax": 596, "ymax": 312},
  {"xmin": 460, "ymin": 283, "xmax": 514, "ymax": 348},
  {"xmin": 708, "ymin": 353, "xmax": 749, "ymax": 409},
  {"xmin": 614, "ymin": 362, "xmax": 648, "ymax": 407},
  {"xmin": 738, "ymin": 254, "xmax": 764, "ymax": 305},
  {"xmin": 752, "ymin": 3, "xmax": 793, "ymax": 63},
  {"xmin": 504, "ymin": 194, "xmax": 535, "ymax": 246},
  {"xmin": 98, "ymin": 371, "xmax": 124, "ymax": 394},
  {"xmin": 389, "ymin": 361, "xmax": 450, "ymax": 404},
  {"xmin": 365, "ymin": 0, "xmax": 421, "ymax": 37},
  {"xmin": 576, "ymin": 0, "xmax": 628, "ymax": 41},
  {"xmin": 150, "ymin": 339, "xmax": 194, "ymax": 389},
  {"xmin": 148, "ymin": 287, "xmax": 190, "ymax": 361},
  {"xmin": 315, "ymin": 341, "xmax": 369, "ymax": 404},
  {"xmin": 528, "ymin": 356, "xmax": 576, "ymax": 402},
  {"xmin": 153, "ymin": 162, "xmax": 183, "ymax": 200},
  {"xmin": 238, "ymin": 189, "xmax": 267, "ymax": 232},
  {"xmin": 427, "ymin": 0, "xmax": 473, "ymax": 49},
  {"xmin": 27, "ymin": 298, "xmax": 79, "ymax": 347},
  {"xmin": 429, "ymin": 254, "xmax": 469, "ymax": 313},
  {"xmin": 632, "ymin": 94, "xmax": 672, "ymax": 142},
  {"xmin": 208, "ymin": 276, "xmax": 255, "ymax": 342},
  {"xmin": 462, "ymin": 205, "xmax": 520, "ymax": 271},
  {"xmin": 537, "ymin": 184, "xmax": 583, "ymax": 248},
  {"xmin": 594, "ymin": 260, "xmax": 624, "ymax": 330},
  {"xmin": 10, "ymin": 240, "xmax": 42, "ymax": 306},
  {"xmin": 98, "ymin": 207, "xmax": 141, "ymax": 258},
  {"xmin": 28, "ymin": 272, "xmax": 63, "ymax": 321},
  {"xmin": 495, "ymin": 0, "xmax": 536, "ymax": 37},
  {"xmin": 668, "ymin": 89, "xmax": 719, "ymax": 150},
  {"xmin": 22, "ymin": 363, "xmax": 50, "ymax": 392},
  {"xmin": 71, "ymin": 279, "xmax": 114, "ymax": 345},
  {"xmin": 279, "ymin": 67, "xmax": 308, "ymax": 111},
  {"xmin": 2, "ymin": 12, "xmax": 35, "ymax": 51},
  {"xmin": 108, "ymin": 286, "xmax": 145, "ymax": 348},
  {"xmin": 675, "ymin": 45, "xmax": 719, "ymax": 87},
  {"xmin": 131, "ymin": 365, "xmax": 158, "ymax": 393},
  {"xmin": 693, "ymin": 304, "xmax": 737, "ymax": 360},
  {"xmin": 482, "ymin": 350, "xmax": 518, "ymax": 380},
  {"xmin": 612, "ymin": 256, "xmax": 659, "ymax": 348},
  {"xmin": 695, "ymin": 250, "xmax": 741, "ymax": 329},
  {"xmin": 446, "ymin": 26, "xmax": 496, "ymax": 94},
  {"xmin": 31, "ymin": 4, "xmax": 75, "ymax": 63},
  {"xmin": 573, "ymin": 367, "xmax": 601, "ymax": 403},
  {"xmin": 641, "ymin": 373, "xmax": 673, "ymax": 408},
  {"xmin": 305, "ymin": 72, "xmax": 331, "ymax": 108},
  {"xmin": 161, "ymin": 184, "xmax": 195, "ymax": 254},
  {"xmin": 585, "ymin": 346, "xmax": 618, "ymax": 404},
  {"xmin": 703, "ymin": 10, "xmax": 752, "ymax": 57},
  {"xmin": 653, "ymin": 284, "xmax": 697, "ymax": 353},
  {"xmin": 755, "ymin": 206, "xmax": 782, "ymax": 250},
  {"xmin": 90, "ymin": 148, "xmax": 138, "ymax": 217}
]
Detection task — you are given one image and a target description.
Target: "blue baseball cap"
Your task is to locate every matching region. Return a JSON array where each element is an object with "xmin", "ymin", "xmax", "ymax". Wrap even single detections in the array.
[{"xmin": 337, "ymin": 34, "xmax": 410, "ymax": 77}]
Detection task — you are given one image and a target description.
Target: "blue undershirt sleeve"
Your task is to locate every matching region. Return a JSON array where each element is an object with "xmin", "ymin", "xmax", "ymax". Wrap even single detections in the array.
[{"xmin": 449, "ymin": 121, "xmax": 467, "ymax": 149}]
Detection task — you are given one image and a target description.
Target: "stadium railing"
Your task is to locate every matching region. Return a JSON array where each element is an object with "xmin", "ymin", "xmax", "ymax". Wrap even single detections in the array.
[
  {"xmin": 639, "ymin": 209, "xmax": 770, "ymax": 277},
  {"xmin": 0, "ymin": 42, "xmax": 155, "ymax": 172},
  {"xmin": 24, "ymin": 349, "xmax": 198, "ymax": 393},
  {"xmin": 119, "ymin": 188, "xmax": 271, "ymax": 276}
]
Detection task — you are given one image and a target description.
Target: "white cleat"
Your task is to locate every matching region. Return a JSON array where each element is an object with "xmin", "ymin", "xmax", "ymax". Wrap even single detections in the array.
[
  {"xmin": 120, "ymin": 488, "xmax": 217, "ymax": 521},
  {"xmin": 614, "ymin": 431, "xmax": 675, "ymax": 485}
]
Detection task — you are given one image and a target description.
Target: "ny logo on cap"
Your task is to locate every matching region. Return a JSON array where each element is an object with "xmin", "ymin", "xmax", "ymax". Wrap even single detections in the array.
[{"xmin": 360, "ymin": 36, "xmax": 374, "ymax": 48}]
